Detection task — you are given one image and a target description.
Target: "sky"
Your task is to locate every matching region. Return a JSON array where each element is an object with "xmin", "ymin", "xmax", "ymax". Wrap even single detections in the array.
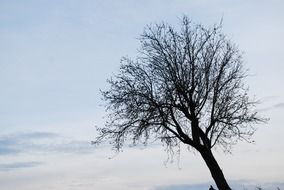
[{"xmin": 0, "ymin": 0, "xmax": 284, "ymax": 189}]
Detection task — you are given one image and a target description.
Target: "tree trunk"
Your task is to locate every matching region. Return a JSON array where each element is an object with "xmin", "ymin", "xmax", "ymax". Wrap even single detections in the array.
[{"xmin": 200, "ymin": 149, "xmax": 231, "ymax": 190}]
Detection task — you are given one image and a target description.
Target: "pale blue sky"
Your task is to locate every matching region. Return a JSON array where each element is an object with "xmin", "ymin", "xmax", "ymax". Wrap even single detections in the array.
[{"xmin": 0, "ymin": 1, "xmax": 284, "ymax": 190}]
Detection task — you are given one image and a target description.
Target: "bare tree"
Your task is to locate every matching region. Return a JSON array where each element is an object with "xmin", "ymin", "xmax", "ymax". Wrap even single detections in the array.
[{"xmin": 94, "ymin": 17, "xmax": 266, "ymax": 190}]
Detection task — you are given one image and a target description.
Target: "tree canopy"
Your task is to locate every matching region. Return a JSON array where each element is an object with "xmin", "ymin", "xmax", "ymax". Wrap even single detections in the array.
[{"xmin": 94, "ymin": 16, "xmax": 266, "ymax": 190}]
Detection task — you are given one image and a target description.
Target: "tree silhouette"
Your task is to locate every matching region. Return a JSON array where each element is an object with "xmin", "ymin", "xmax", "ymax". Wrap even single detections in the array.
[{"xmin": 94, "ymin": 16, "xmax": 266, "ymax": 190}]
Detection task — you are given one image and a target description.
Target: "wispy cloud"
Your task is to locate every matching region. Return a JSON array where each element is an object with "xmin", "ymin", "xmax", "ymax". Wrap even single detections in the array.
[
  {"xmin": 0, "ymin": 162, "xmax": 43, "ymax": 171},
  {"xmin": 0, "ymin": 132, "xmax": 58, "ymax": 156},
  {"xmin": 0, "ymin": 147, "xmax": 20, "ymax": 155},
  {"xmin": 274, "ymin": 103, "xmax": 284, "ymax": 109},
  {"xmin": 11, "ymin": 132, "xmax": 59, "ymax": 139},
  {"xmin": 155, "ymin": 182, "xmax": 214, "ymax": 190},
  {"xmin": 0, "ymin": 131, "xmax": 94, "ymax": 156}
]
